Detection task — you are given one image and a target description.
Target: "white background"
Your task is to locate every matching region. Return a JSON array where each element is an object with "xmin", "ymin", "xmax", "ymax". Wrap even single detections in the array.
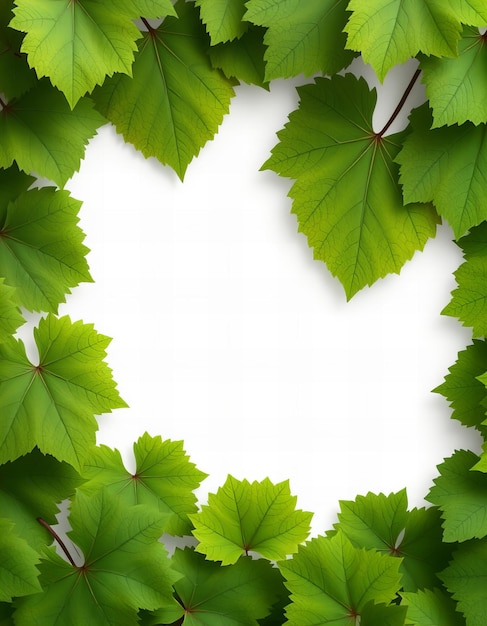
[{"xmin": 53, "ymin": 59, "xmax": 481, "ymax": 536}]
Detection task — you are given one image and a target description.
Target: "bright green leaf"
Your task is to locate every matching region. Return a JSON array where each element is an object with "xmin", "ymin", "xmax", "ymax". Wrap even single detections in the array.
[
  {"xmin": 0, "ymin": 518, "xmax": 41, "ymax": 602},
  {"xmin": 440, "ymin": 538, "xmax": 487, "ymax": 626},
  {"xmin": 0, "ymin": 279, "xmax": 23, "ymax": 343},
  {"xmin": 196, "ymin": 0, "xmax": 248, "ymax": 44},
  {"xmin": 190, "ymin": 475, "xmax": 312, "ymax": 565},
  {"xmin": 344, "ymin": 0, "xmax": 460, "ymax": 81},
  {"xmin": 445, "ymin": 0, "xmax": 487, "ymax": 26},
  {"xmin": 402, "ymin": 588, "xmax": 465, "ymax": 625},
  {"xmin": 80, "ymin": 432, "xmax": 207, "ymax": 535},
  {"xmin": 244, "ymin": 0, "xmax": 356, "ymax": 80},
  {"xmin": 421, "ymin": 27, "xmax": 487, "ymax": 127},
  {"xmin": 426, "ymin": 450, "xmax": 487, "ymax": 542},
  {"xmin": 14, "ymin": 490, "xmax": 178, "ymax": 626},
  {"xmin": 93, "ymin": 1, "xmax": 235, "ymax": 180},
  {"xmin": 0, "ymin": 79, "xmax": 105, "ymax": 187},
  {"xmin": 264, "ymin": 74, "xmax": 439, "ymax": 299},
  {"xmin": 0, "ymin": 314, "xmax": 127, "ymax": 470},
  {"xmin": 279, "ymin": 531, "xmax": 403, "ymax": 625},
  {"xmin": 0, "ymin": 187, "xmax": 92, "ymax": 312},
  {"xmin": 397, "ymin": 105, "xmax": 487, "ymax": 238},
  {"xmin": 0, "ymin": 1, "xmax": 35, "ymax": 99}
]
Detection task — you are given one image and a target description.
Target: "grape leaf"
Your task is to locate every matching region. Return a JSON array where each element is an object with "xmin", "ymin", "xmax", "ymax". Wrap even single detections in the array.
[
  {"xmin": 0, "ymin": 1, "xmax": 35, "ymax": 100},
  {"xmin": 0, "ymin": 449, "xmax": 83, "ymax": 550},
  {"xmin": 162, "ymin": 547, "xmax": 285, "ymax": 625},
  {"xmin": 402, "ymin": 588, "xmax": 465, "ymax": 626},
  {"xmin": 0, "ymin": 279, "xmax": 23, "ymax": 343},
  {"xmin": 0, "ymin": 187, "xmax": 92, "ymax": 312},
  {"xmin": 0, "ymin": 79, "xmax": 105, "ymax": 187},
  {"xmin": 0, "ymin": 518, "xmax": 41, "ymax": 602},
  {"xmin": 93, "ymin": 1, "xmax": 235, "ymax": 180},
  {"xmin": 278, "ymin": 531, "xmax": 403, "ymax": 625},
  {"xmin": 244, "ymin": 0, "xmax": 356, "ymax": 80},
  {"xmin": 13, "ymin": 490, "xmax": 179, "ymax": 626},
  {"xmin": 426, "ymin": 450, "xmax": 487, "ymax": 542},
  {"xmin": 396, "ymin": 105, "xmax": 487, "ymax": 238},
  {"xmin": 440, "ymin": 538, "xmax": 487, "ymax": 626},
  {"xmin": 10, "ymin": 0, "xmax": 176, "ymax": 108},
  {"xmin": 420, "ymin": 27, "xmax": 487, "ymax": 127},
  {"xmin": 442, "ymin": 224, "xmax": 487, "ymax": 337},
  {"xmin": 80, "ymin": 432, "xmax": 207, "ymax": 536},
  {"xmin": 445, "ymin": 0, "xmax": 487, "ymax": 26},
  {"xmin": 264, "ymin": 74, "xmax": 439, "ymax": 299},
  {"xmin": 335, "ymin": 489, "xmax": 451, "ymax": 591},
  {"xmin": 344, "ymin": 0, "xmax": 460, "ymax": 81},
  {"xmin": 196, "ymin": 0, "xmax": 248, "ymax": 45},
  {"xmin": 433, "ymin": 340, "xmax": 487, "ymax": 434},
  {"xmin": 0, "ymin": 314, "xmax": 127, "ymax": 470},
  {"xmin": 190, "ymin": 475, "xmax": 312, "ymax": 565}
]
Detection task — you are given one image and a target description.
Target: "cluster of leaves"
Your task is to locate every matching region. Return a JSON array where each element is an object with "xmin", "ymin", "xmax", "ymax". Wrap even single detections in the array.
[{"xmin": 1, "ymin": 0, "xmax": 487, "ymax": 623}]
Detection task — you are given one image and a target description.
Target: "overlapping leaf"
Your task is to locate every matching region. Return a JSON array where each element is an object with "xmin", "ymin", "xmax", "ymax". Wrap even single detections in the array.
[
  {"xmin": 13, "ymin": 490, "xmax": 179, "ymax": 626},
  {"xmin": 93, "ymin": 0, "xmax": 234, "ymax": 180},
  {"xmin": 0, "ymin": 280, "xmax": 23, "ymax": 343},
  {"xmin": 264, "ymin": 74, "xmax": 439, "ymax": 299},
  {"xmin": 190, "ymin": 476, "xmax": 312, "ymax": 565},
  {"xmin": 244, "ymin": 0, "xmax": 356, "ymax": 80},
  {"xmin": 0, "ymin": 79, "xmax": 104, "ymax": 187},
  {"xmin": 446, "ymin": 0, "xmax": 487, "ymax": 25},
  {"xmin": 402, "ymin": 588, "xmax": 465, "ymax": 625},
  {"xmin": 80, "ymin": 432, "xmax": 207, "ymax": 535},
  {"xmin": 344, "ymin": 0, "xmax": 460, "ymax": 81},
  {"xmin": 0, "ymin": 519, "xmax": 40, "ymax": 602},
  {"xmin": 0, "ymin": 1, "xmax": 35, "ymax": 99},
  {"xmin": 196, "ymin": 0, "xmax": 248, "ymax": 44},
  {"xmin": 279, "ymin": 531, "xmax": 403, "ymax": 625},
  {"xmin": 0, "ymin": 314, "xmax": 126, "ymax": 470},
  {"xmin": 420, "ymin": 27, "xmax": 487, "ymax": 127},
  {"xmin": 397, "ymin": 105, "xmax": 487, "ymax": 238}
]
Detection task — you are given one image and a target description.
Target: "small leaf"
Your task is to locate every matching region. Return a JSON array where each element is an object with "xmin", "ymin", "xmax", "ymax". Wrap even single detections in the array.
[
  {"xmin": 190, "ymin": 475, "xmax": 312, "ymax": 565},
  {"xmin": 196, "ymin": 0, "xmax": 248, "ymax": 44},
  {"xmin": 401, "ymin": 587, "xmax": 465, "ymax": 626},
  {"xmin": 0, "ymin": 518, "xmax": 41, "ymax": 602}
]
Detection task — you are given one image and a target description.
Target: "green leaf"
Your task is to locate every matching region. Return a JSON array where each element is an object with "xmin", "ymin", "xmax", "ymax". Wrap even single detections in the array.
[
  {"xmin": 0, "ymin": 279, "xmax": 23, "ymax": 343},
  {"xmin": 361, "ymin": 602, "xmax": 408, "ymax": 626},
  {"xmin": 10, "ymin": 0, "xmax": 176, "ymax": 108},
  {"xmin": 80, "ymin": 432, "xmax": 207, "ymax": 536},
  {"xmin": 0, "ymin": 187, "xmax": 92, "ymax": 312},
  {"xmin": 0, "ymin": 603, "xmax": 14, "ymax": 625},
  {"xmin": 442, "ymin": 224, "xmax": 487, "ymax": 337},
  {"xmin": 264, "ymin": 74, "xmax": 439, "ymax": 299},
  {"xmin": 244, "ymin": 0, "xmax": 356, "ymax": 80},
  {"xmin": 0, "ymin": 449, "xmax": 83, "ymax": 550},
  {"xmin": 0, "ymin": 314, "xmax": 127, "ymax": 470},
  {"xmin": 433, "ymin": 340, "xmax": 487, "ymax": 433},
  {"xmin": 344, "ymin": 0, "xmax": 460, "ymax": 81},
  {"xmin": 196, "ymin": 0, "xmax": 248, "ymax": 44},
  {"xmin": 167, "ymin": 547, "xmax": 285, "ymax": 625},
  {"xmin": 13, "ymin": 490, "xmax": 179, "ymax": 626},
  {"xmin": 396, "ymin": 105, "xmax": 487, "ymax": 238},
  {"xmin": 93, "ymin": 1, "xmax": 235, "ymax": 180},
  {"xmin": 402, "ymin": 588, "xmax": 465, "ymax": 626},
  {"xmin": 445, "ymin": 0, "xmax": 487, "ymax": 26},
  {"xmin": 0, "ymin": 1, "xmax": 36, "ymax": 100},
  {"xmin": 426, "ymin": 450, "xmax": 487, "ymax": 542},
  {"xmin": 440, "ymin": 538, "xmax": 487, "ymax": 626},
  {"xmin": 190, "ymin": 475, "xmax": 312, "ymax": 565},
  {"xmin": 0, "ymin": 518, "xmax": 41, "ymax": 602},
  {"xmin": 279, "ymin": 531, "xmax": 403, "ymax": 625},
  {"xmin": 336, "ymin": 490, "xmax": 451, "ymax": 591},
  {"xmin": 0, "ymin": 79, "xmax": 105, "ymax": 187}
]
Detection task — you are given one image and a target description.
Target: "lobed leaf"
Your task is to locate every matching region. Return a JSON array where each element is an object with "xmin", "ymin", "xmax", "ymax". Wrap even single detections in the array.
[
  {"xmin": 196, "ymin": 0, "xmax": 248, "ymax": 45},
  {"xmin": 402, "ymin": 587, "xmax": 465, "ymax": 625}
]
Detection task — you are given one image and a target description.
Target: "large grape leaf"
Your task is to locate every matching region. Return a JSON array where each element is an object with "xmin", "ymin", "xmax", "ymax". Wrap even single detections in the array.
[
  {"xmin": 264, "ymin": 74, "xmax": 439, "ymax": 299},
  {"xmin": 13, "ymin": 490, "xmax": 179, "ymax": 626},
  {"xmin": 196, "ymin": 0, "xmax": 248, "ymax": 44},
  {"xmin": 433, "ymin": 340, "xmax": 487, "ymax": 434},
  {"xmin": 10, "ymin": 0, "xmax": 176, "ymax": 108},
  {"xmin": 0, "ymin": 314, "xmax": 127, "ymax": 470},
  {"xmin": 0, "ymin": 79, "xmax": 105, "ymax": 187},
  {"xmin": 244, "ymin": 0, "xmax": 356, "ymax": 80},
  {"xmin": 79, "ymin": 432, "xmax": 207, "ymax": 536},
  {"xmin": 0, "ymin": 187, "xmax": 92, "ymax": 312},
  {"xmin": 397, "ymin": 105, "xmax": 487, "ymax": 239},
  {"xmin": 442, "ymin": 224, "xmax": 487, "ymax": 337},
  {"xmin": 0, "ymin": 518, "xmax": 41, "ymax": 602},
  {"xmin": 426, "ymin": 450, "xmax": 487, "ymax": 543},
  {"xmin": 0, "ymin": 279, "xmax": 24, "ymax": 343},
  {"xmin": 278, "ymin": 531, "xmax": 403, "ymax": 625},
  {"xmin": 190, "ymin": 475, "xmax": 312, "ymax": 565},
  {"xmin": 335, "ymin": 489, "xmax": 451, "ymax": 591},
  {"xmin": 344, "ymin": 0, "xmax": 460, "ymax": 81},
  {"xmin": 0, "ymin": 1, "xmax": 35, "ymax": 100},
  {"xmin": 420, "ymin": 27, "xmax": 487, "ymax": 127},
  {"xmin": 402, "ymin": 588, "xmax": 465, "ymax": 626},
  {"xmin": 93, "ymin": 0, "xmax": 235, "ymax": 180},
  {"xmin": 440, "ymin": 538, "xmax": 487, "ymax": 626}
]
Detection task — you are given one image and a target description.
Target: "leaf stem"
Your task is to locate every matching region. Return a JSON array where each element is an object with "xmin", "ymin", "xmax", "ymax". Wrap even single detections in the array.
[
  {"xmin": 376, "ymin": 68, "xmax": 421, "ymax": 138},
  {"xmin": 0, "ymin": 95, "xmax": 7, "ymax": 110},
  {"xmin": 140, "ymin": 17, "xmax": 155, "ymax": 33},
  {"xmin": 37, "ymin": 517, "xmax": 77, "ymax": 567}
]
